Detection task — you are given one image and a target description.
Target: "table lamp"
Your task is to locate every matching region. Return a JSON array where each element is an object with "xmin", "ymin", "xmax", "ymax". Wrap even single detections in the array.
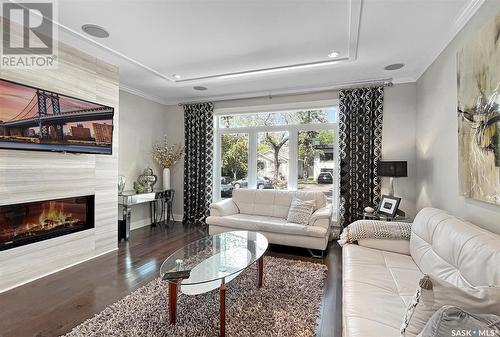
[{"xmin": 377, "ymin": 161, "xmax": 408, "ymax": 196}]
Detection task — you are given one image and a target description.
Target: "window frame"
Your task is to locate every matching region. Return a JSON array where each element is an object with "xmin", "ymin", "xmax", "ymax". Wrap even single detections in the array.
[{"xmin": 213, "ymin": 99, "xmax": 339, "ymax": 209}]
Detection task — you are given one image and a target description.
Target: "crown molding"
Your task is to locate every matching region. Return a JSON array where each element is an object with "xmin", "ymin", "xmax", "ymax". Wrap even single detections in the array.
[
  {"xmin": 177, "ymin": 77, "xmax": 395, "ymax": 105},
  {"xmin": 119, "ymin": 84, "xmax": 172, "ymax": 106},
  {"xmin": 453, "ymin": 0, "xmax": 486, "ymax": 30},
  {"xmin": 412, "ymin": 0, "xmax": 486, "ymax": 81},
  {"xmin": 122, "ymin": 75, "xmax": 413, "ymax": 106}
]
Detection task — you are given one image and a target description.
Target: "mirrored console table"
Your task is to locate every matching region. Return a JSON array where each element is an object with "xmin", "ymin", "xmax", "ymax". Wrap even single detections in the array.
[{"xmin": 118, "ymin": 189, "xmax": 175, "ymax": 241}]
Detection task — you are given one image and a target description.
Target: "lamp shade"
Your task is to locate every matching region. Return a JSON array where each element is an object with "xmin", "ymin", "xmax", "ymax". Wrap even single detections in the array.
[{"xmin": 377, "ymin": 161, "xmax": 407, "ymax": 177}]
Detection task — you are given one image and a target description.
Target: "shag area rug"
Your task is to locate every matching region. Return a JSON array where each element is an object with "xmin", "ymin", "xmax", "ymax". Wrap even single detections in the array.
[{"xmin": 63, "ymin": 256, "xmax": 328, "ymax": 337}]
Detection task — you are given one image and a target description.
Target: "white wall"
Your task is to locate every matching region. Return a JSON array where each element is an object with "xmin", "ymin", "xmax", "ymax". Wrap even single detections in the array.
[
  {"xmin": 118, "ymin": 91, "xmax": 184, "ymax": 228},
  {"xmin": 415, "ymin": 1, "xmax": 500, "ymax": 234},
  {"xmin": 382, "ymin": 83, "xmax": 418, "ymax": 217},
  {"xmin": 163, "ymin": 105, "xmax": 185, "ymax": 217}
]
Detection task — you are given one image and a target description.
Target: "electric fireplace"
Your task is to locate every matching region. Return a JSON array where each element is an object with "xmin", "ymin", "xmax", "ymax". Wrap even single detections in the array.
[{"xmin": 0, "ymin": 195, "xmax": 94, "ymax": 251}]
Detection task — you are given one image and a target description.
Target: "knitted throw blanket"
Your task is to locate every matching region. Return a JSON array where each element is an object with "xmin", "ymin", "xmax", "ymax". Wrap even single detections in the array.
[{"xmin": 338, "ymin": 220, "xmax": 412, "ymax": 246}]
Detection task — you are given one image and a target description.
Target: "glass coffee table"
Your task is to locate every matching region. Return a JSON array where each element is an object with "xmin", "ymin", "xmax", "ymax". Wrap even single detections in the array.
[{"xmin": 160, "ymin": 231, "xmax": 268, "ymax": 337}]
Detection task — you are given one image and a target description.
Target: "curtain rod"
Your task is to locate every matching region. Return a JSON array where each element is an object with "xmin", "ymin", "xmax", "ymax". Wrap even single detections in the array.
[{"xmin": 177, "ymin": 78, "xmax": 393, "ymax": 106}]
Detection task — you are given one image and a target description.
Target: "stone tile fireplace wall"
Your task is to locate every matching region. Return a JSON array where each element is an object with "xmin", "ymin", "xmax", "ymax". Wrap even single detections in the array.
[{"xmin": 0, "ymin": 26, "xmax": 119, "ymax": 292}]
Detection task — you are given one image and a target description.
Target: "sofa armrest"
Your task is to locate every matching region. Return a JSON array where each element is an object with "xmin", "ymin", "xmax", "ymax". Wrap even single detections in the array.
[
  {"xmin": 308, "ymin": 204, "xmax": 332, "ymax": 228},
  {"xmin": 209, "ymin": 198, "xmax": 239, "ymax": 217}
]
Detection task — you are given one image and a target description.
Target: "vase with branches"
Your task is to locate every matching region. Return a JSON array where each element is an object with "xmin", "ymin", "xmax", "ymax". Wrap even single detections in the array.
[{"xmin": 152, "ymin": 135, "xmax": 184, "ymax": 190}]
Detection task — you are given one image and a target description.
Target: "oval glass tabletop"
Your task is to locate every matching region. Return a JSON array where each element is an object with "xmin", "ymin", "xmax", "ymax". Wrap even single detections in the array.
[{"xmin": 160, "ymin": 231, "xmax": 268, "ymax": 288}]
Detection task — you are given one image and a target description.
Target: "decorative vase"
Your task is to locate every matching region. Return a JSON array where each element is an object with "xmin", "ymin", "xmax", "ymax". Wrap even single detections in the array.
[
  {"xmin": 163, "ymin": 167, "xmax": 171, "ymax": 190},
  {"xmin": 118, "ymin": 175, "xmax": 126, "ymax": 194}
]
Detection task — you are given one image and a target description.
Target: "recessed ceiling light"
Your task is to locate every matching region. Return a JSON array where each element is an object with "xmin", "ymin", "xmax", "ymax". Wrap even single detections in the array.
[
  {"xmin": 172, "ymin": 74, "xmax": 181, "ymax": 79},
  {"xmin": 193, "ymin": 86, "xmax": 207, "ymax": 91},
  {"xmin": 328, "ymin": 51, "xmax": 339, "ymax": 58},
  {"xmin": 384, "ymin": 63, "xmax": 405, "ymax": 71},
  {"xmin": 81, "ymin": 24, "xmax": 109, "ymax": 38}
]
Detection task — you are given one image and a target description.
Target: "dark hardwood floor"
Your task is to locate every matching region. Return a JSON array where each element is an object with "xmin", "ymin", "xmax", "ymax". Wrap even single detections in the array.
[{"xmin": 0, "ymin": 223, "xmax": 342, "ymax": 337}]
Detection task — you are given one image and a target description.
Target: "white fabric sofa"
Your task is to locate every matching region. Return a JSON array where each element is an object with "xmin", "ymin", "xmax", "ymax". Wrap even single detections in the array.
[
  {"xmin": 206, "ymin": 189, "xmax": 332, "ymax": 250},
  {"xmin": 343, "ymin": 207, "xmax": 500, "ymax": 337}
]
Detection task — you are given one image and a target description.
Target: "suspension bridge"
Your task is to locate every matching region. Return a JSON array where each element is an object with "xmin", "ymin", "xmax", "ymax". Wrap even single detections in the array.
[{"xmin": 0, "ymin": 89, "xmax": 113, "ymax": 141}]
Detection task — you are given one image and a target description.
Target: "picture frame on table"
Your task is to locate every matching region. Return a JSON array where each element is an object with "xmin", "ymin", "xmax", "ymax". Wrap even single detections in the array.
[{"xmin": 377, "ymin": 195, "xmax": 401, "ymax": 217}]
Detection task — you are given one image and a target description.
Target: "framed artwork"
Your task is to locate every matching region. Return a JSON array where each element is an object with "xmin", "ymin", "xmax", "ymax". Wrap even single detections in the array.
[
  {"xmin": 457, "ymin": 13, "xmax": 500, "ymax": 205},
  {"xmin": 377, "ymin": 195, "xmax": 401, "ymax": 217}
]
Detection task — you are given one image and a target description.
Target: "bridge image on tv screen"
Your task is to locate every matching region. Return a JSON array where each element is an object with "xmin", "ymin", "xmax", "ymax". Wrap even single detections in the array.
[{"xmin": 0, "ymin": 79, "xmax": 114, "ymax": 155}]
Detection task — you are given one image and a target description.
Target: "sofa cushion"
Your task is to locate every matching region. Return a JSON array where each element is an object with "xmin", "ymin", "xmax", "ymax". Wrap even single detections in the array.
[
  {"xmin": 286, "ymin": 197, "xmax": 315, "ymax": 225},
  {"xmin": 343, "ymin": 244, "xmax": 423, "ymax": 337},
  {"xmin": 410, "ymin": 208, "xmax": 500, "ymax": 287},
  {"xmin": 231, "ymin": 189, "xmax": 327, "ymax": 218},
  {"xmin": 206, "ymin": 213, "xmax": 327, "ymax": 238}
]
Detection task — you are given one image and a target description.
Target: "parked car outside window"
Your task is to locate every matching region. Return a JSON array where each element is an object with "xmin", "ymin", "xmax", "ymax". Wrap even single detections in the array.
[
  {"xmin": 317, "ymin": 172, "xmax": 333, "ymax": 184},
  {"xmin": 231, "ymin": 177, "xmax": 274, "ymax": 189},
  {"xmin": 220, "ymin": 177, "xmax": 234, "ymax": 197}
]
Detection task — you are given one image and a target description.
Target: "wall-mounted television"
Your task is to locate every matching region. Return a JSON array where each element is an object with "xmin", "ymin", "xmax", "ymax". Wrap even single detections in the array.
[{"xmin": 0, "ymin": 78, "xmax": 114, "ymax": 155}]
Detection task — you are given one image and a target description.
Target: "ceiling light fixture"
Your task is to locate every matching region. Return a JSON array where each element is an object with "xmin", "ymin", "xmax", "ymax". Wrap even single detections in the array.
[
  {"xmin": 328, "ymin": 51, "xmax": 339, "ymax": 58},
  {"xmin": 193, "ymin": 86, "xmax": 207, "ymax": 91},
  {"xmin": 176, "ymin": 58, "xmax": 346, "ymax": 83},
  {"xmin": 172, "ymin": 74, "xmax": 181, "ymax": 79},
  {"xmin": 81, "ymin": 24, "xmax": 110, "ymax": 38},
  {"xmin": 384, "ymin": 63, "xmax": 405, "ymax": 71}
]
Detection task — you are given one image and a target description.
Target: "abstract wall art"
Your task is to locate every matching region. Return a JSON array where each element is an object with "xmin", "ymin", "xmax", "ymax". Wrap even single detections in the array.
[{"xmin": 457, "ymin": 12, "xmax": 500, "ymax": 205}]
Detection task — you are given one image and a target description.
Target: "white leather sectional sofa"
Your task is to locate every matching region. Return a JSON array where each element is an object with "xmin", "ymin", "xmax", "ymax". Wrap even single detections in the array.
[
  {"xmin": 206, "ymin": 189, "xmax": 332, "ymax": 250},
  {"xmin": 343, "ymin": 207, "xmax": 500, "ymax": 337}
]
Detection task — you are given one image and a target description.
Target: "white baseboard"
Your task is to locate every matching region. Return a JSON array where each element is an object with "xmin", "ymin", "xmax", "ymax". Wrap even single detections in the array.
[{"xmin": 131, "ymin": 213, "xmax": 184, "ymax": 230}]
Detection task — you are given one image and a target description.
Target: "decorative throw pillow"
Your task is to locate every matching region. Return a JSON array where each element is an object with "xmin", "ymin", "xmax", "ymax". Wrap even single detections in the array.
[
  {"xmin": 286, "ymin": 198, "xmax": 315, "ymax": 225},
  {"xmin": 338, "ymin": 220, "xmax": 411, "ymax": 246},
  {"xmin": 416, "ymin": 306, "xmax": 500, "ymax": 337},
  {"xmin": 400, "ymin": 274, "xmax": 500, "ymax": 337}
]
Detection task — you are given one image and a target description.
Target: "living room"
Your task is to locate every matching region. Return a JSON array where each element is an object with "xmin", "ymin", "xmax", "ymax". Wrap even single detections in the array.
[{"xmin": 0, "ymin": 1, "xmax": 499, "ymax": 336}]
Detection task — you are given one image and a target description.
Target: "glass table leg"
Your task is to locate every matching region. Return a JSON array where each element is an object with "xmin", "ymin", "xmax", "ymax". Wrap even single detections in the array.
[{"xmin": 168, "ymin": 282, "xmax": 178, "ymax": 324}]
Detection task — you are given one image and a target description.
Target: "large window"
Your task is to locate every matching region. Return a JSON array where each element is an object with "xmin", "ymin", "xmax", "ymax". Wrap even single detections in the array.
[
  {"xmin": 220, "ymin": 133, "xmax": 248, "ymax": 197},
  {"xmin": 257, "ymin": 131, "xmax": 289, "ymax": 189},
  {"xmin": 298, "ymin": 130, "xmax": 334, "ymax": 198},
  {"xmin": 214, "ymin": 103, "xmax": 339, "ymax": 206}
]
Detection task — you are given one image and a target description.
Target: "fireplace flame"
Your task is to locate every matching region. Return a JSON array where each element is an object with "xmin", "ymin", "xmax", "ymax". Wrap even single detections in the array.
[{"xmin": 39, "ymin": 201, "xmax": 73, "ymax": 228}]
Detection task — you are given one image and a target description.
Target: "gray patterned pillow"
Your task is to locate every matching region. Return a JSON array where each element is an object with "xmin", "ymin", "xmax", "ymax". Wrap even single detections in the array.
[{"xmin": 286, "ymin": 198, "xmax": 315, "ymax": 225}]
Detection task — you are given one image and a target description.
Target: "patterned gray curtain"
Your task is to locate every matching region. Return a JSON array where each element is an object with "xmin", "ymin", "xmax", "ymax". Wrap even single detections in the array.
[
  {"xmin": 183, "ymin": 102, "xmax": 214, "ymax": 226},
  {"xmin": 338, "ymin": 86, "xmax": 384, "ymax": 226}
]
